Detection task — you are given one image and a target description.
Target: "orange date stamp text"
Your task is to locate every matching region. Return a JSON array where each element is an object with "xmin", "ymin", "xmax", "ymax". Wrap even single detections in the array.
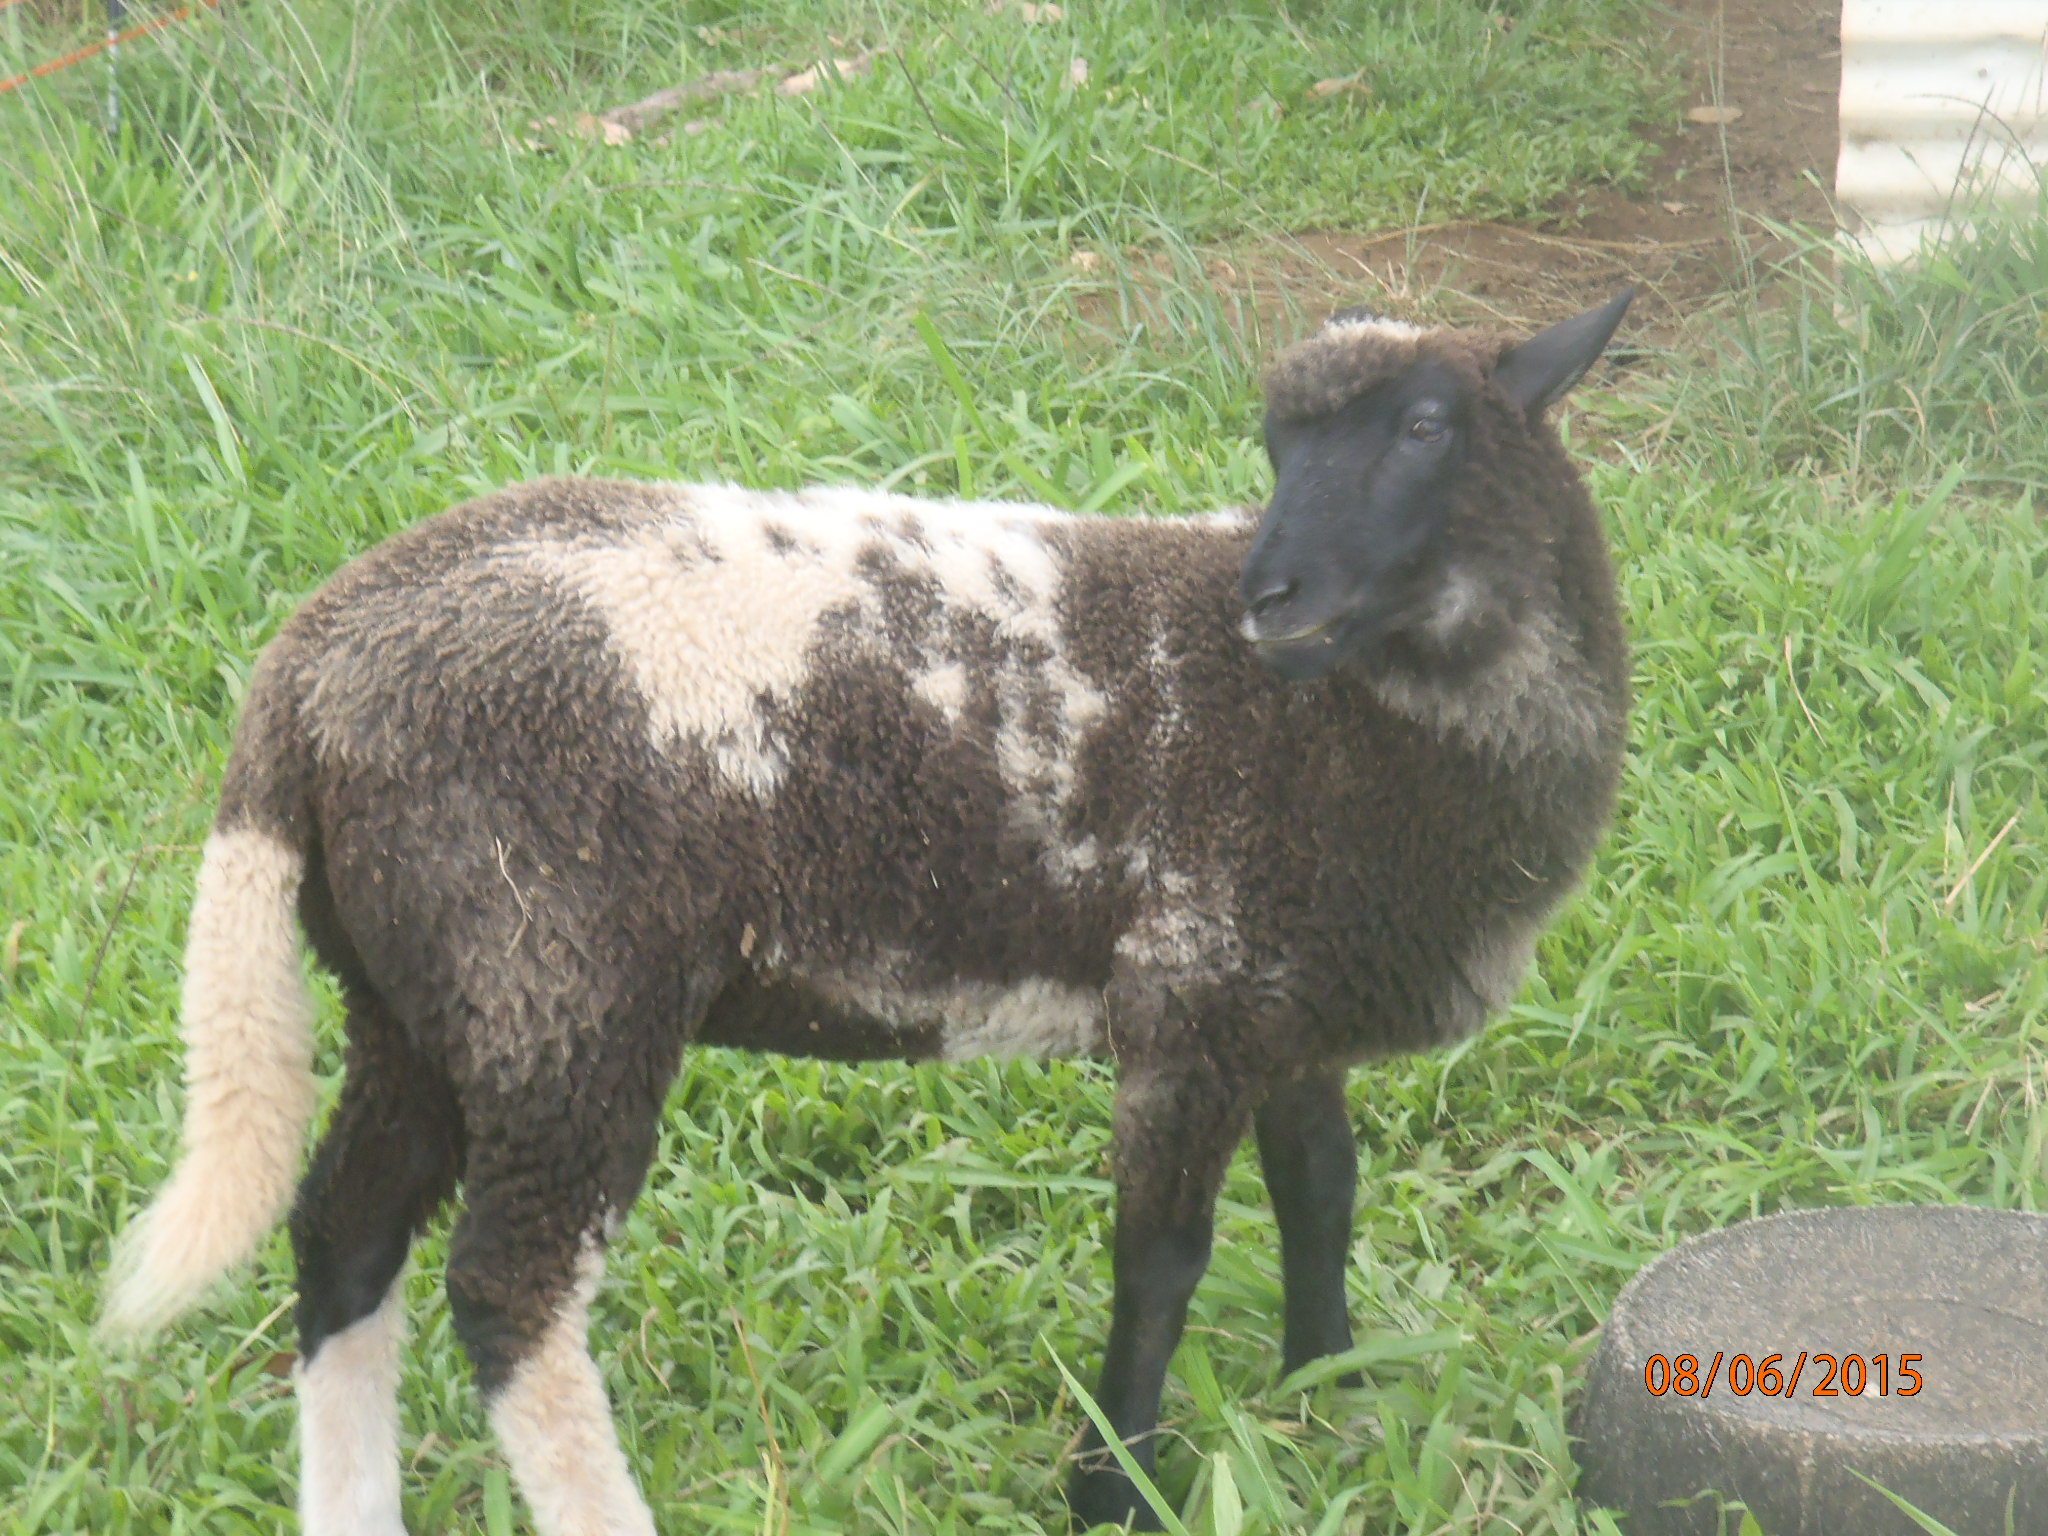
[{"xmin": 1640, "ymin": 1352, "xmax": 1924, "ymax": 1400}]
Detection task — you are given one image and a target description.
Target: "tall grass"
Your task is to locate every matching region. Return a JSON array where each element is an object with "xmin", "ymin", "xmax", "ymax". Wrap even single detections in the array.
[
  {"xmin": 5, "ymin": 0, "xmax": 2047, "ymax": 1532},
  {"xmin": 1628, "ymin": 200, "xmax": 2048, "ymax": 492},
  {"xmin": 2, "ymin": 0, "xmax": 1667, "ymax": 522}
]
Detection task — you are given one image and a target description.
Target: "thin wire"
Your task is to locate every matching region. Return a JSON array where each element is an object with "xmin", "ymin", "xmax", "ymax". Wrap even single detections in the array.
[{"xmin": 0, "ymin": 0, "xmax": 221, "ymax": 96}]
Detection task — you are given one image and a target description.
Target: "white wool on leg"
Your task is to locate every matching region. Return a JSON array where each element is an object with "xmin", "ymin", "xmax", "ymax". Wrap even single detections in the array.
[
  {"xmin": 299, "ymin": 1281, "xmax": 409, "ymax": 1536},
  {"xmin": 488, "ymin": 1244, "xmax": 656, "ymax": 1536}
]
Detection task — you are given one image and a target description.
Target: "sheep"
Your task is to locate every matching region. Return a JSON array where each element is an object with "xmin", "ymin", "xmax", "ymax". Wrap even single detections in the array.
[{"xmin": 99, "ymin": 289, "xmax": 1635, "ymax": 1534}]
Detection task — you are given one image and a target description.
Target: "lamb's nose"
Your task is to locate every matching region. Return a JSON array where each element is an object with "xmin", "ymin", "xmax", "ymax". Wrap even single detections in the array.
[{"xmin": 1246, "ymin": 577, "xmax": 1300, "ymax": 620}]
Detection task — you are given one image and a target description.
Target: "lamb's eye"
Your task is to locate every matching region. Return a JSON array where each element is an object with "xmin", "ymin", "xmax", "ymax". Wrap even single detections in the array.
[{"xmin": 1408, "ymin": 416, "xmax": 1450, "ymax": 444}]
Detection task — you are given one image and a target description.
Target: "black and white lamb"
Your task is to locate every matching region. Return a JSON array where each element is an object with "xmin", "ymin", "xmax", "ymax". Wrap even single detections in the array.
[{"xmin": 101, "ymin": 292, "xmax": 1635, "ymax": 1533}]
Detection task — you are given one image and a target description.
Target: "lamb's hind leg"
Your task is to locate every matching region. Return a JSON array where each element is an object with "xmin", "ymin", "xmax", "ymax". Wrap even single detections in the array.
[
  {"xmin": 290, "ymin": 990, "xmax": 463, "ymax": 1536},
  {"xmin": 448, "ymin": 1061, "xmax": 676, "ymax": 1536}
]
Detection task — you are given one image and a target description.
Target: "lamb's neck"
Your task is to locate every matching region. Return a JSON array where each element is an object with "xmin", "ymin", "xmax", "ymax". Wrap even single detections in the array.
[{"xmin": 1363, "ymin": 610, "xmax": 1617, "ymax": 767}]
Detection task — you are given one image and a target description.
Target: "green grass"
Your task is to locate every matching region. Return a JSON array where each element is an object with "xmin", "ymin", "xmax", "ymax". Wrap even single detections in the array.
[
  {"xmin": 1624, "ymin": 205, "xmax": 2048, "ymax": 494},
  {"xmin": 5, "ymin": 0, "xmax": 2047, "ymax": 1532}
]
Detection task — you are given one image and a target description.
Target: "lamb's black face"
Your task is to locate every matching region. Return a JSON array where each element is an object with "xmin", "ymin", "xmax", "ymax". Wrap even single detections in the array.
[
  {"xmin": 1240, "ymin": 359, "xmax": 1473, "ymax": 683},
  {"xmin": 1240, "ymin": 290, "xmax": 1635, "ymax": 684}
]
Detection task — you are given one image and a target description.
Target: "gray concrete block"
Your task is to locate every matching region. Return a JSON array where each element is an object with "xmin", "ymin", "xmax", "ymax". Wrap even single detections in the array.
[{"xmin": 1574, "ymin": 1205, "xmax": 2048, "ymax": 1535}]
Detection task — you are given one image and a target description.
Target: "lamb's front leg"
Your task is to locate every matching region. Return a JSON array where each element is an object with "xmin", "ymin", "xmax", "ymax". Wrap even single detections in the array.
[
  {"xmin": 1068, "ymin": 1063, "xmax": 1255, "ymax": 1532},
  {"xmin": 1254, "ymin": 1070, "xmax": 1362, "ymax": 1384}
]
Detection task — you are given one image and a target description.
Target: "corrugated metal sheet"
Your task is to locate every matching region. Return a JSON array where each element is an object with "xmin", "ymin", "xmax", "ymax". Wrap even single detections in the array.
[{"xmin": 1838, "ymin": 0, "xmax": 2048, "ymax": 263}]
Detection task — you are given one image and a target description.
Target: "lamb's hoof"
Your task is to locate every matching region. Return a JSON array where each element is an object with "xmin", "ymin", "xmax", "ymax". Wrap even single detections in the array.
[{"xmin": 1067, "ymin": 1467, "xmax": 1167, "ymax": 1532}]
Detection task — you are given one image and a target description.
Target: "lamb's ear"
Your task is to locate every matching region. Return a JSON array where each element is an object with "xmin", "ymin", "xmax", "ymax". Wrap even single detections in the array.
[{"xmin": 1492, "ymin": 287, "xmax": 1636, "ymax": 417}]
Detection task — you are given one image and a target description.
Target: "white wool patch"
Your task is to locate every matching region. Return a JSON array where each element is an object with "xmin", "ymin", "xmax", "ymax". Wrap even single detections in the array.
[
  {"xmin": 526, "ymin": 484, "xmax": 1111, "ymax": 859},
  {"xmin": 803, "ymin": 490, "xmax": 1111, "ymax": 872},
  {"xmin": 488, "ymin": 1242, "xmax": 656, "ymax": 1536},
  {"xmin": 1044, "ymin": 833, "xmax": 1102, "ymax": 882},
  {"xmin": 300, "ymin": 1285, "xmax": 408, "ymax": 1536},
  {"xmin": 1146, "ymin": 623, "xmax": 1185, "ymax": 734},
  {"xmin": 911, "ymin": 659, "xmax": 970, "ymax": 724},
  {"xmin": 102, "ymin": 828, "xmax": 316, "ymax": 1339},
  {"xmin": 1317, "ymin": 313, "xmax": 1427, "ymax": 342},
  {"xmin": 1424, "ymin": 569, "xmax": 1483, "ymax": 644},
  {"xmin": 797, "ymin": 960, "xmax": 1105, "ymax": 1060},
  {"xmin": 527, "ymin": 487, "xmax": 871, "ymax": 797},
  {"xmin": 1114, "ymin": 869, "xmax": 1244, "ymax": 976},
  {"xmin": 937, "ymin": 976, "xmax": 1105, "ymax": 1060}
]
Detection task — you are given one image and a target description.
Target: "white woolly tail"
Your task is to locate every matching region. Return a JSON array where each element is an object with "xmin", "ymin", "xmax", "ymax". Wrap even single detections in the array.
[{"xmin": 100, "ymin": 827, "xmax": 318, "ymax": 1339}]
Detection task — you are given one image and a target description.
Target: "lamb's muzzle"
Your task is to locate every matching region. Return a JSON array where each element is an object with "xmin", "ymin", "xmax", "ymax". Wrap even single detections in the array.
[{"xmin": 98, "ymin": 294, "xmax": 1636, "ymax": 1536}]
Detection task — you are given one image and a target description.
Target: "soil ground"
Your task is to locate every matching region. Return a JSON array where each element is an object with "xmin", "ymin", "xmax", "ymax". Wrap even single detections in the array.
[{"xmin": 1206, "ymin": 0, "xmax": 1846, "ymax": 342}]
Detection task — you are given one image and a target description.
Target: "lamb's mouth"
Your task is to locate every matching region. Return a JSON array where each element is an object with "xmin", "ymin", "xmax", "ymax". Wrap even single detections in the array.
[
  {"xmin": 1240, "ymin": 613, "xmax": 1340, "ymax": 647},
  {"xmin": 1241, "ymin": 612, "xmax": 1354, "ymax": 682}
]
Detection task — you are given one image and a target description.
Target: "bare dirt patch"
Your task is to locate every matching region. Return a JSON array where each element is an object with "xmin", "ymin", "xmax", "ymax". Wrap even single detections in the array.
[{"xmin": 1193, "ymin": 0, "xmax": 1846, "ymax": 343}]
